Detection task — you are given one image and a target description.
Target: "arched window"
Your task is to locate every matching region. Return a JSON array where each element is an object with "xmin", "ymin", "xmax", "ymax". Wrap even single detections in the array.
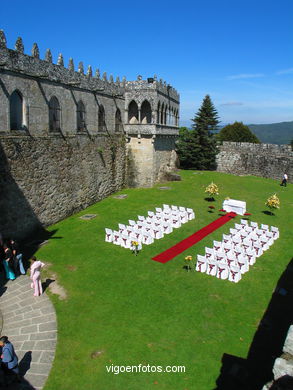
[
  {"xmin": 141, "ymin": 100, "xmax": 152, "ymax": 124},
  {"xmin": 161, "ymin": 103, "xmax": 165, "ymax": 125},
  {"xmin": 77, "ymin": 101, "xmax": 86, "ymax": 131},
  {"xmin": 157, "ymin": 101, "xmax": 161, "ymax": 124},
  {"xmin": 115, "ymin": 108, "xmax": 122, "ymax": 132},
  {"xmin": 49, "ymin": 96, "xmax": 61, "ymax": 131},
  {"xmin": 98, "ymin": 105, "xmax": 106, "ymax": 131},
  {"xmin": 128, "ymin": 100, "xmax": 138, "ymax": 124},
  {"xmin": 164, "ymin": 105, "xmax": 167, "ymax": 125},
  {"xmin": 10, "ymin": 90, "xmax": 23, "ymax": 130}
]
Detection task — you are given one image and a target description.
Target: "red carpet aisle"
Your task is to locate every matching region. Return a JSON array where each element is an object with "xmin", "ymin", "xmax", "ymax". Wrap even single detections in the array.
[{"xmin": 152, "ymin": 212, "xmax": 236, "ymax": 263}]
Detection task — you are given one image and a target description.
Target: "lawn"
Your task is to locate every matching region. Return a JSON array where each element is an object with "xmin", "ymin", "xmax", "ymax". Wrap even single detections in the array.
[{"xmin": 37, "ymin": 171, "xmax": 292, "ymax": 390}]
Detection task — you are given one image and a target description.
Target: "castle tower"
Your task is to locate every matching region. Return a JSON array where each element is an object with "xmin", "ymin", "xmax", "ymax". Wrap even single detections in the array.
[{"xmin": 124, "ymin": 75, "xmax": 180, "ymax": 187}]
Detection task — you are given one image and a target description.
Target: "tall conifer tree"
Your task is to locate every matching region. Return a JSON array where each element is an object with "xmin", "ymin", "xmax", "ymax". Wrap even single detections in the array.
[{"xmin": 177, "ymin": 95, "xmax": 219, "ymax": 169}]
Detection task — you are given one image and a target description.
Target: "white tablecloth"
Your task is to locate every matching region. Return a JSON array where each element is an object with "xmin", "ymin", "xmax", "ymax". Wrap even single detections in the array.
[{"xmin": 223, "ymin": 199, "xmax": 246, "ymax": 216}]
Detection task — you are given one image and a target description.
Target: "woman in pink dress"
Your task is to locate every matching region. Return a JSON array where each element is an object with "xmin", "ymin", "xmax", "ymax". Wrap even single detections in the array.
[{"xmin": 30, "ymin": 256, "xmax": 45, "ymax": 296}]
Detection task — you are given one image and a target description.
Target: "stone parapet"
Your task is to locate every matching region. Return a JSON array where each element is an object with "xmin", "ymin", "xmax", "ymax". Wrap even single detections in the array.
[{"xmin": 217, "ymin": 142, "xmax": 293, "ymax": 181}]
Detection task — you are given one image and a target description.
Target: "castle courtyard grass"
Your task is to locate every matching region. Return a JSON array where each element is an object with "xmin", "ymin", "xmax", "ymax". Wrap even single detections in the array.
[{"xmin": 36, "ymin": 171, "xmax": 292, "ymax": 390}]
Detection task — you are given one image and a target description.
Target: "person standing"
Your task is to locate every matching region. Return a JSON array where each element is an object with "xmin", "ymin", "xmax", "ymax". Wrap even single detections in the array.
[
  {"xmin": 30, "ymin": 256, "xmax": 45, "ymax": 296},
  {"xmin": 281, "ymin": 173, "xmax": 288, "ymax": 186},
  {"xmin": 0, "ymin": 336, "xmax": 21, "ymax": 383},
  {"xmin": 9, "ymin": 239, "xmax": 25, "ymax": 275},
  {"xmin": 2, "ymin": 244, "xmax": 15, "ymax": 280}
]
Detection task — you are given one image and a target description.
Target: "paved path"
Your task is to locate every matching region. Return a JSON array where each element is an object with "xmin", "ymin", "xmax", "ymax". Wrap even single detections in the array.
[{"xmin": 0, "ymin": 275, "xmax": 57, "ymax": 389}]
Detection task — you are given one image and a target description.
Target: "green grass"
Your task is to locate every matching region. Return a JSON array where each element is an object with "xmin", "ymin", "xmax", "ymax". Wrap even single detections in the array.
[{"xmin": 38, "ymin": 171, "xmax": 293, "ymax": 390}]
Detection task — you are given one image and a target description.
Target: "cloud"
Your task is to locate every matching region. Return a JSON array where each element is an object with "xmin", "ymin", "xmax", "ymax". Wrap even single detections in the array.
[
  {"xmin": 276, "ymin": 67, "xmax": 293, "ymax": 75},
  {"xmin": 226, "ymin": 73, "xmax": 265, "ymax": 80},
  {"xmin": 220, "ymin": 102, "xmax": 244, "ymax": 106}
]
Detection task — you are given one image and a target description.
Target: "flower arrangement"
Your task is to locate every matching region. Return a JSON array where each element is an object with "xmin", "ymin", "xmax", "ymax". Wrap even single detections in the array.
[
  {"xmin": 131, "ymin": 241, "xmax": 139, "ymax": 255},
  {"xmin": 184, "ymin": 255, "xmax": 193, "ymax": 272},
  {"xmin": 265, "ymin": 193, "xmax": 280, "ymax": 215},
  {"xmin": 205, "ymin": 182, "xmax": 219, "ymax": 200}
]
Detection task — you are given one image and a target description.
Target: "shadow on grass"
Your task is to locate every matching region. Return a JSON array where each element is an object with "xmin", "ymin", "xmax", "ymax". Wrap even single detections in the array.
[
  {"xmin": 42, "ymin": 278, "xmax": 56, "ymax": 293},
  {"xmin": 262, "ymin": 210, "xmax": 275, "ymax": 216},
  {"xmin": 213, "ymin": 258, "xmax": 293, "ymax": 390},
  {"xmin": 205, "ymin": 197, "xmax": 215, "ymax": 202}
]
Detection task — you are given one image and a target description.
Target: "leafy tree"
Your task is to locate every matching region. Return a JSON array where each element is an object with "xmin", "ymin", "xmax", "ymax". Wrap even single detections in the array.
[
  {"xmin": 176, "ymin": 95, "xmax": 220, "ymax": 170},
  {"xmin": 217, "ymin": 121, "xmax": 260, "ymax": 143}
]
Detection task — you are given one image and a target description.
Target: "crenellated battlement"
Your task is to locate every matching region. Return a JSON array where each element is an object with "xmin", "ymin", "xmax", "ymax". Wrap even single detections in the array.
[{"xmin": 0, "ymin": 30, "xmax": 179, "ymax": 101}]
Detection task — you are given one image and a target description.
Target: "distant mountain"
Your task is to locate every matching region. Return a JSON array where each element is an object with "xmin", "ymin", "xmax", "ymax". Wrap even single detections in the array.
[{"xmin": 247, "ymin": 121, "xmax": 293, "ymax": 145}]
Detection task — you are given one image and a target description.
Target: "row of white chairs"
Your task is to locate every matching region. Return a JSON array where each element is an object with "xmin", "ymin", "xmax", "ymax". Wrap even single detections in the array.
[
  {"xmin": 195, "ymin": 221, "xmax": 279, "ymax": 283},
  {"xmin": 105, "ymin": 205, "xmax": 195, "ymax": 250}
]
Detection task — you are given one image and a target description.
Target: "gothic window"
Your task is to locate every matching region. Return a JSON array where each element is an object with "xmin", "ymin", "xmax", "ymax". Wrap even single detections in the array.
[
  {"xmin": 49, "ymin": 96, "xmax": 61, "ymax": 132},
  {"xmin": 98, "ymin": 105, "xmax": 106, "ymax": 132},
  {"xmin": 141, "ymin": 100, "xmax": 152, "ymax": 124},
  {"xmin": 161, "ymin": 103, "xmax": 165, "ymax": 125},
  {"xmin": 77, "ymin": 101, "xmax": 86, "ymax": 131},
  {"xmin": 128, "ymin": 100, "xmax": 138, "ymax": 124},
  {"xmin": 115, "ymin": 108, "xmax": 122, "ymax": 132},
  {"xmin": 10, "ymin": 90, "xmax": 23, "ymax": 130},
  {"xmin": 157, "ymin": 101, "xmax": 161, "ymax": 124},
  {"xmin": 164, "ymin": 105, "xmax": 167, "ymax": 125}
]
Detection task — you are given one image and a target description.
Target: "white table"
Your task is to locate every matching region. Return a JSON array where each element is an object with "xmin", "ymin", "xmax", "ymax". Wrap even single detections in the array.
[{"xmin": 223, "ymin": 199, "xmax": 246, "ymax": 216}]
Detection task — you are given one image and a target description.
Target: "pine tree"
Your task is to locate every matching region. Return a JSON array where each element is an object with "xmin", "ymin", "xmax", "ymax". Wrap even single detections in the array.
[{"xmin": 191, "ymin": 95, "xmax": 220, "ymax": 170}]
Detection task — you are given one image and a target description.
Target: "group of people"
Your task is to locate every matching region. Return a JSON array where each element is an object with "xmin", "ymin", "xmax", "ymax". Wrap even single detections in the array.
[
  {"xmin": 0, "ymin": 234, "xmax": 25, "ymax": 281},
  {"xmin": 0, "ymin": 234, "xmax": 45, "ymax": 296}
]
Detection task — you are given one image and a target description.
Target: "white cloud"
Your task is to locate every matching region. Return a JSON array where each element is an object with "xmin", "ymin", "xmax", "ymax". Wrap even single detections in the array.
[
  {"xmin": 276, "ymin": 67, "xmax": 293, "ymax": 75},
  {"xmin": 226, "ymin": 73, "xmax": 265, "ymax": 80}
]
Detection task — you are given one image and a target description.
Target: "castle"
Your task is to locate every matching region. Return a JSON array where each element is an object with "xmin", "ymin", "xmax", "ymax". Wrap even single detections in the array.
[{"xmin": 0, "ymin": 30, "xmax": 180, "ymax": 239}]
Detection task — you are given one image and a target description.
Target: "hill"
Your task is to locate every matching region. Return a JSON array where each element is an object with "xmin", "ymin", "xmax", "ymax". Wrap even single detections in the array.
[{"xmin": 248, "ymin": 121, "xmax": 293, "ymax": 145}]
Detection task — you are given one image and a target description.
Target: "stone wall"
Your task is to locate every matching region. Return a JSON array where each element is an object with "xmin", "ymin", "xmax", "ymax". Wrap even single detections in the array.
[
  {"xmin": 0, "ymin": 134, "xmax": 126, "ymax": 239},
  {"xmin": 217, "ymin": 142, "xmax": 293, "ymax": 181}
]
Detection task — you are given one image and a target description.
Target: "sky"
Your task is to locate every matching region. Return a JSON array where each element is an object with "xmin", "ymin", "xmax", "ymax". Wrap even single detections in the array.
[{"xmin": 1, "ymin": 0, "xmax": 293, "ymax": 126}]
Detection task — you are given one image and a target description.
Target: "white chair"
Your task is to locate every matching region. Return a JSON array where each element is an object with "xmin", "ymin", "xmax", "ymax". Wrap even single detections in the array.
[
  {"xmin": 179, "ymin": 211, "xmax": 188, "ymax": 224},
  {"xmin": 240, "ymin": 231, "xmax": 248, "ymax": 241},
  {"xmin": 226, "ymin": 252, "xmax": 237, "ymax": 268},
  {"xmin": 237, "ymin": 255, "xmax": 249, "ymax": 274},
  {"xmin": 232, "ymin": 236, "xmax": 241, "ymax": 247},
  {"xmin": 162, "ymin": 223, "xmax": 173, "ymax": 234},
  {"xmin": 244, "ymin": 226, "xmax": 253, "ymax": 234},
  {"xmin": 171, "ymin": 205, "xmax": 179, "ymax": 212},
  {"xmin": 246, "ymin": 247, "xmax": 256, "ymax": 265},
  {"xmin": 242, "ymin": 237, "xmax": 252, "ymax": 251},
  {"xmin": 138, "ymin": 215, "xmax": 145, "ymax": 222},
  {"xmin": 141, "ymin": 233, "xmax": 154, "ymax": 245},
  {"xmin": 265, "ymin": 231, "xmax": 274, "ymax": 246},
  {"xmin": 118, "ymin": 223, "xmax": 127, "ymax": 232},
  {"xmin": 217, "ymin": 262, "xmax": 229, "ymax": 280},
  {"xmin": 256, "ymin": 228, "xmax": 265, "ymax": 239},
  {"xmin": 213, "ymin": 240, "xmax": 222, "ymax": 251},
  {"xmin": 171, "ymin": 217, "xmax": 181, "ymax": 229},
  {"xmin": 240, "ymin": 219, "xmax": 248, "ymax": 227},
  {"xmin": 250, "ymin": 221, "xmax": 258, "ymax": 230},
  {"xmin": 155, "ymin": 207, "xmax": 163, "ymax": 213},
  {"xmin": 125, "ymin": 225, "xmax": 134, "ymax": 235},
  {"xmin": 186, "ymin": 208, "xmax": 195, "ymax": 220},
  {"xmin": 205, "ymin": 247, "xmax": 215, "ymax": 260},
  {"xmin": 253, "ymin": 242, "xmax": 263, "ymax": 257},
  {"xmin": 228, "ymin": 266, "xmax": 242, "ymax": 283},
  {"xmin": 112, "ymin": 230, "xmax": 122, "ymax": 246},
  {"xmin": 129, "ymin": 219, "xmax": 136, "ymax": 226},
  {"xmin": 105, "ymin": 228, "xmax": 113, "ymax": 243},
  {"xmin": 261, "ymin": 224, "xmax": 269, "ymax": 231},
  {"xmin": 230, "ymin": 228, "xmax": 238, "ymax": 236},
  {"xmin": 223, "ymin": 234, "xmax": 232, "ymax": 243},
  {"xmin": 259, "ymin": 236, "xmax": 270, "ymax": 251},
  {"xmin": 235, "ymin": 223, "xmax": 242, "ymax": 231},
  {"xmin": 223, "ymin": 242, "xmax": 233, "ymax": 254},
  {"xmin": 121, "ymin": 234, "xmax": 131, "ymax": 249},
  {"xmin": 196, "ymin": 255, "xmax": 208, "ymax": 273},
  {"xmin": 206, "ymin": 258, "xmax": 218, "ymax": 276},
  {"xmin": 163, "ymin": 204, "xmax": 171, "ymax": 211},
  {"xmin": 152, "ymin": 226, "xmax": 164, "ymax": 240},
  {"xmin": 271, "ymin": 226, "xmax": 280, "ymax": 240},
  {"xmin": 215, "ymin": 250, "xmax": 226, "ymax": 263},
  {"xmin": 179, "ymin": 206, "xmax": 186, "ymax": 212},
  {"xmin": 147, "ymin": 211, "xmax": 155, "ymax": 217}
]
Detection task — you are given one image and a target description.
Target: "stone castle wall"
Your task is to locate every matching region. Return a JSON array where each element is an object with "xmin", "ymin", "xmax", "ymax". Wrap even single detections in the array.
[
  {"xmin": 216, "ymin": 142, "xmax": 293, "ymax": 181},
  {"xmin": 0, "ymin": 134, "xmax": 125, "ymax": 239}
]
